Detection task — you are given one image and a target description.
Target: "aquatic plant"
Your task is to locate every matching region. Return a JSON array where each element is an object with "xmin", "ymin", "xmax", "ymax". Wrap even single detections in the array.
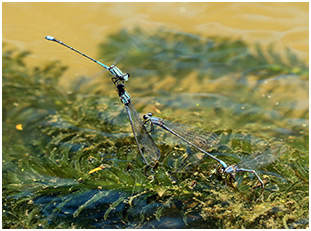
[{"xmin": 2, "ymin": 28, "xmax": 308, "ymax": 228}]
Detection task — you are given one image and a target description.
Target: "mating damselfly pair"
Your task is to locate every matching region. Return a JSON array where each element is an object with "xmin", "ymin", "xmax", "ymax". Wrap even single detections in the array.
[{"xmin": 45, "ymin": 36, "xmax": 286, "ymax": 195}]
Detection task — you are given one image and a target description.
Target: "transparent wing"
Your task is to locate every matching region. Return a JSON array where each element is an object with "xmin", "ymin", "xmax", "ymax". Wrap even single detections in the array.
[
  {"xmin": 236, "ymin": 140, "xmax": 287, "ymax": 170},
  {"xmin": 162, "ymin": 120, "xmax": 220, "ymax": 150},
  {"xmin": 127, "ymin": 103, "xmax": 160, "ymax": 165}
]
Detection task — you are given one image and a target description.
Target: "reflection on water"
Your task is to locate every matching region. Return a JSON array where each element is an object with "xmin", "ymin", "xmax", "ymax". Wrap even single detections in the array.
[{"xmin": 2, "ymin": 2, "xmax": 309, "ymax": 229}]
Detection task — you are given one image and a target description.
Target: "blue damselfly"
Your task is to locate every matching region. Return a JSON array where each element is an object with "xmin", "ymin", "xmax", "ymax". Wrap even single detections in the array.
[
  {"xmin": 143, "ymin": 113, "xmax": 286, "ymax": 191},
  {"xmin": 45, "ymin": 36, "xmax": 160, "ymax": 166}
]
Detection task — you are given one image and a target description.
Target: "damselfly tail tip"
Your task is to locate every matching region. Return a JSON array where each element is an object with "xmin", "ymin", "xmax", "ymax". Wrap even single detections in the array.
[{"xmin": 45, "ymin": 35, "xmax": 55, "ymax": 41}]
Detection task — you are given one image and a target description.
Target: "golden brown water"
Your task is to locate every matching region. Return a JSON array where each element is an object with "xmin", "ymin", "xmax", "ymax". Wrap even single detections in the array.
[{"xmin": 3, "ymin": 2, "xmax": 308, "ymax": 84}]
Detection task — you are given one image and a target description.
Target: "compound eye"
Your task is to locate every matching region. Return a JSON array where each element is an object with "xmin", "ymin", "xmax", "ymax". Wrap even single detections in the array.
[
  {"xmin": 143, "ymin": 114, "xmax": 148, "ymax": 120},
  {"xmin": 148, "ymin": 112, "xmax": 153, "ymax": 116}
]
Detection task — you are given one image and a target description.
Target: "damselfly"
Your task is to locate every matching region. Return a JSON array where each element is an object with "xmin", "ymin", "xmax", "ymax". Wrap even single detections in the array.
[
  {"xmin": 143, "ymin": 113, "xmax": 286, "ymax": 191},
  {"xmin": 143, "ymin": 113, "xmax": 227, "ymax": 169},
  {"xmin": 116, "ymin": 84, "xmax": 160, "ymax": 166},
  {"xmin": 45, "ymin": 36, "xmax": 160, "ymax": 166}
]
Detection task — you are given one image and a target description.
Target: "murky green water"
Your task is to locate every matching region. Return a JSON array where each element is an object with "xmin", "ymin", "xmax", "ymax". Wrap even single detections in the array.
[
  {"xmin": 3, "ymin": 27, "xmax": 308, "ymax": 229},
  {"xmin": 2, "ymin": 2, "xmax": 309, "ymax": 228}
]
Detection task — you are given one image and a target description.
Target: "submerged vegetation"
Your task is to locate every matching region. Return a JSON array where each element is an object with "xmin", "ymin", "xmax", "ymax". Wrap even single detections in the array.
[{"xmin": 2, "ymin": 28, "xmax": 309, "ymax": 228}]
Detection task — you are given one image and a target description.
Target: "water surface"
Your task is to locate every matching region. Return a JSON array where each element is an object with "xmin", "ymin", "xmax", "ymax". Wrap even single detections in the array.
[{"xmin": 2, "ymin": 2, "xmax": 309, "ymax": 229}]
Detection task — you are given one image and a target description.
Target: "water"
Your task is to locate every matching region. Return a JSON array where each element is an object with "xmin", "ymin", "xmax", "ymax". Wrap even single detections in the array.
[
  {"xmin": 2, "ymin": 2, "xmax": 309, "ymax": 229},
  {"xmin": 3, "ymin": 2, "xmax": 308, "ymax": 85}
]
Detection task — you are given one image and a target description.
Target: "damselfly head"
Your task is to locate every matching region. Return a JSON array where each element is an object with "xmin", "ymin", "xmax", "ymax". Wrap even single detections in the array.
[
  {"xmin": 143, "ymin": 112, "xmax": 153, "ymax": 121},
  {"xmin": 122, "ymin": 73, "xmax": 130, "ymax": 81},
  {"xmin": 108, "ymin": 65, "xmax": 130, "ymax": 81}
]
